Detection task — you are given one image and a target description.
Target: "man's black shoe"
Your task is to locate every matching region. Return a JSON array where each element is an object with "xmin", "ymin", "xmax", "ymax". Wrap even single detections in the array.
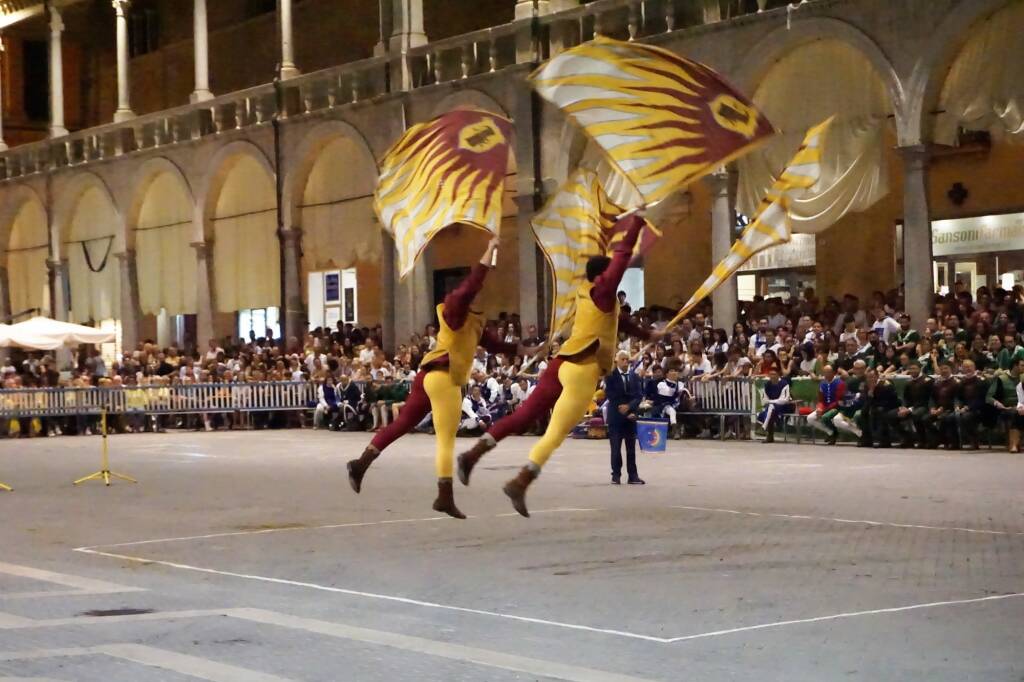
[
  {"xmin": 627, "ymin": 478, "xmax": 645, "ymax": 485},
  {"xmin": 611, "ymin": 477, "xmax": 621, "ymax": 485},
  {"xmin": 826, "ymin": 432, "xmax": 838, "ymax": 446}
]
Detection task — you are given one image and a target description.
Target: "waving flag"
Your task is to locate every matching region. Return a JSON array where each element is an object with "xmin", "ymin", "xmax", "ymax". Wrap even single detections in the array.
[
  {"xmin": 665, "ymin": 118, "xmax": 834, "ymax": 329},
  {"xmin": 533, "ymin": 168, "xmax": 661, "ymax": 338},
  {"xmin": 531, "ymin": 36, "xmax": 775, "ymax": 205},
  {"xmin": 375, "ymin": 108, "xmax": 514, "ymax": 277}
]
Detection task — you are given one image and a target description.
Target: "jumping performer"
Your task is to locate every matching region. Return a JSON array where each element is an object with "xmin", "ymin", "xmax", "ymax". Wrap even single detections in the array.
[
  {"xmin": 457, "ymin": 211, "xmax": 661, "ymax": 516},
  {"xmin": 346, "ymin": 237, "xmax": 523, "ymax": 519}
]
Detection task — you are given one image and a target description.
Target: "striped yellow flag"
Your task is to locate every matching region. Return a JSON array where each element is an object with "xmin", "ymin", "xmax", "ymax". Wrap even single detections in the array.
[
  {"xmin": 533, "ymin": 168, "xmax": 661, "ymax": 337},
  {"xmin": 666, "ymin": 117, "xmax": 834, "ymax": 329},
  {"xmin": 531, "ymin": 36, "xmax": 775, "ymax": 205},
  {"xmin": 375, "ymin": 108, "xmax": 514, "ymax": 278}
]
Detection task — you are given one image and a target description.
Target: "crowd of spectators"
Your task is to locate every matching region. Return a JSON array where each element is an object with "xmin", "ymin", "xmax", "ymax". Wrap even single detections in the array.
[{"xmin": 5, "ymin": 280, "xmax": 1024, "ymax": 450}]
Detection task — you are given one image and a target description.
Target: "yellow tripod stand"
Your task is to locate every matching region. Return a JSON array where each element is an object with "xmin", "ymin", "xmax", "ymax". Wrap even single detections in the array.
[{"xmin": 74, "ymin": 410, "xmax": 137, "ymax": 487}]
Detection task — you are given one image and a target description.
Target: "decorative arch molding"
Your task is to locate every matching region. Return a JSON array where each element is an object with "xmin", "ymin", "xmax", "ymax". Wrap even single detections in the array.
[
  {"xmin": 903, "ymin": 0, "xmax": 1019, "ymax": 146},
  {"xmin": 124, "ymin": 157, "xmax": 196, "ymax": 249},
  {"xmin": 736, "ymin": 17, "xmax": 903, "ymax": 133},
  {"xmin": 0, "ymin": 184, "xmax": 48, "ymax": 266},
  {"xmin": 429, "ymin": 88, "xmax": 510, "ymax": 120},
  {"xmin": 195, "ymin": 139, "xmax": 276, "ymax": 240},
  {"xmin": 51, "ymin": 171, "xmax": 122, "ymax": 259},
  {"xmin": 282, "ymin": 118, "xmax": 379, "ymax": 230}
]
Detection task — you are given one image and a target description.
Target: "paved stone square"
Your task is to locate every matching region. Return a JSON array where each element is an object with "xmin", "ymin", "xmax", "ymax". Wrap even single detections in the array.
[{"xmin": 0, "ymin": 430, "xmax": 1022, "ymax": 681}]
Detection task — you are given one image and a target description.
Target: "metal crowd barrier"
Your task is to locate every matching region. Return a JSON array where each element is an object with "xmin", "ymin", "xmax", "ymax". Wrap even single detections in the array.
[
  {"xmin": 0, "ymin": 382, "xmax": 318, "ymax": 418},
  {"xmin": 685, "ymin": 377, "xmax": 758, "ymax": 415}
]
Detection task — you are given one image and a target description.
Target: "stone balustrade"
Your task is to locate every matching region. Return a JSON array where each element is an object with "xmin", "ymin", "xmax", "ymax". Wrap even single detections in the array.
[{"xmin": 0, "ymin": 0, "xmax": 795, "ymax": 181}]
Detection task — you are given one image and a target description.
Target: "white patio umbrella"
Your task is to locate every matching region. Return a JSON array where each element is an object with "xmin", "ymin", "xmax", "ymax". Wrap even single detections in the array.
[{"xmin": 2, "ymin": 316, "xmax": 115, "ymax": 350}]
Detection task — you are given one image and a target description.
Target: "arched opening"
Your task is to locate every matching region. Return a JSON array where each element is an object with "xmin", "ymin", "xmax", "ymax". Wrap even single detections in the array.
[
  {"xmin": 210, "ymin": 154, "xmax": 280, "ymax": 343},
  {"xmin": 299, "ymin": 135, "xmax": 380, "ymax": 334},
  {"xmin": 6, "ymin": 199, "xmax": 50, "ymax": 318},
  {"xmin": 134, "ymin": 171, "xmax": 197, "ymax": 348},
  {"xmin": 736, "ymin": 38, "xmax": 895, "ymax": 302},
  {"xmin": 63, "ymin": 184, "xmax": 123, "ymax": 359}
]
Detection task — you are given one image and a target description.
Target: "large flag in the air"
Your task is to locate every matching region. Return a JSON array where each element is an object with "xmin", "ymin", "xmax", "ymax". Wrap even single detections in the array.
[
  {"xmin": 665, "ymin": 117, "xmax": 834, "ymax": 329},
  {"xmin": 375, "ymin": 108, "xmax": 514, "ymax": 277},
  {"xmin": 533, "ymin": 168, "xmax": 661, "ymax": 338},
  {"xmin": 531, "ymin": 36, "xmax": 775, "ymax": 205}
]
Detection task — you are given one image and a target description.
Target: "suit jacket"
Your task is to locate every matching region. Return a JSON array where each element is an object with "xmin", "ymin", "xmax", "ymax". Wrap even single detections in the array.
[{"xmin": 605, "ymin": 368, "xmax": 643, "ymax": 430}]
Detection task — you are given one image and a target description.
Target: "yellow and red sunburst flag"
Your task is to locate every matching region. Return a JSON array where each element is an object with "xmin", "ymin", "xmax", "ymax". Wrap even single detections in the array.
[
  {"xmin": 530, "ymin": 36, "xmax": 775, "ymax": 205},
  {"xmin": 533, "ymin": 168, "xmax": 662, "ymax": 338},
  {"xmin": 375, "ymin": 108, "xmax": 514, "ymax": 278},
  {"xmin": 665, "ymin": 117, "xmax": 834, "ymax": 329}
]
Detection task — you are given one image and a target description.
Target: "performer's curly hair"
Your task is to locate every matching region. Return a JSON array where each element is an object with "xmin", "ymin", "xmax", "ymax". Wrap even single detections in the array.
[{"xmin": 585, "ymin": 256, "xmax": 611, "ymax": 282}]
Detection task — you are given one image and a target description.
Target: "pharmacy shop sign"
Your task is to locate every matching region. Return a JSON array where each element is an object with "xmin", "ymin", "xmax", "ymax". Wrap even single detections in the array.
[{"xmin": 932, "ymin": 213, "xmax": 1024, "ymax": 257}]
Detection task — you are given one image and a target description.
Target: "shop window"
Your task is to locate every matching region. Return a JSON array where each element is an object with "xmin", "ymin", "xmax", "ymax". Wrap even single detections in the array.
[
  {"xmin": 23, "ymin": 40, "xmax": 49, "ymax": 122},
  {"xmin": 238, "ymin": 307, "xmax": 280, "ymax": 343}
]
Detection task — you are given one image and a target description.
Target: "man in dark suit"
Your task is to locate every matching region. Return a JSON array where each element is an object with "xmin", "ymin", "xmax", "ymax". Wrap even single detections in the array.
[{"xmin": 605, "ymin": 351, "xmax": 645, "ymax": 485}]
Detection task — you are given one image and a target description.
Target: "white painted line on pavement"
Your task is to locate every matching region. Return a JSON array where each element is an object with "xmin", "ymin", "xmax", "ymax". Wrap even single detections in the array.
[
  {"xmin": 76, "ymin": 507, "xmax": 600, "ymax": 551},
  {"xmin": 0, "ymin": 644, "xmax": 291, "ymax": 682},
  {"xmin": 232, "ymin": 608, "xmax": 658, "ymax": 682},
  {"xmin": 671, "ymin": 505, "xmax": 1024, "ymax": 536},
  {"xmin": 664, "ymin": 592, "xmax": 1024, "ymax": 642},
  {"xmin": 71, "ymin": 547, "xmax": 674, "ymax": 643},
  {"xmin": 0, "ymin": 561, "xmax": 144, "ymax": 599}
]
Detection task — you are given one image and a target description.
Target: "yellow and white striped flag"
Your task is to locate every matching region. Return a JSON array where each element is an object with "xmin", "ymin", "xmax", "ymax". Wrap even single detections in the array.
[
  {"xmin": 666, "ymin": 117, "xmax": 834, "ymax": 329},
  {"xmin": 375, "ymin": 108, "xmax": 514, "ymax": 278},
  {"xmin": 533, "ymin": 168, "xmax": 661, "ymax": 338},
  {"xmin": 531, "ymin": 36, "xmax": 775, "ymax": 205}
]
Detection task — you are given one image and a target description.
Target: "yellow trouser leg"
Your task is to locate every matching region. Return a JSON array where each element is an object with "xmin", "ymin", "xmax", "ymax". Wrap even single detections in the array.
[
  {"xmin": 528, "ymin": 358, "xmax": 602, "ymax": 469},
  {"xmin": 423, "ymin": 369, "xmax": 463, "ymax": 478}
]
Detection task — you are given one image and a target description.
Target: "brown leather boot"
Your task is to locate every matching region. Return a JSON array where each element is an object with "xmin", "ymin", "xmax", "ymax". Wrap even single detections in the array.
[
  {"xmin": 346, "ymin": 445, "xmax": 380, "ymax": 493},
  {"xmin": 456, "ymin": 434, "xmax": 496, "ymax": 486},
  {"xmin": 432, "ymin": 478, "xmax": 466, "ymax": 519},
  {"xmin": 502, "ymin": 465, "xmax": 538, "ymax": 518},
  {"xmin": 1009, "ymin": 429, "xmax": 1021, "ymax": 453}
]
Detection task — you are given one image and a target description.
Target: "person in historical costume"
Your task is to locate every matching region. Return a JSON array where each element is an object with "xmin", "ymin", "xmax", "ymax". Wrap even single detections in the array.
[
  {"xmin": 346, "ymin": 237, "xmax": 523, "ymax": 519},
  {"xmin": 457, "ymin": 213, "xmax": 661, "ymax": 517},
  {"xmin": 757, "ymin": 367, "xmax": 792, "ymax": 443}
]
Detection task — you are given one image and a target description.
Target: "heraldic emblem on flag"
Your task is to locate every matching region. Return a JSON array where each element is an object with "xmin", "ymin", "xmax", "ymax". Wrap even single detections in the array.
[
  {"xmin": 665, "ymin": 117, "xmax": 834, "ymax": 328},
  {"xmin": 374, "ymin": 108, "xmax": 514, "ymax": 277},
  {"xmin": 533, "ymin": 168, "xmax": 661, "ymax": 338},
  {"xmin": 530, "ymin": 36, "xmax": 776, "ymax": 204}
]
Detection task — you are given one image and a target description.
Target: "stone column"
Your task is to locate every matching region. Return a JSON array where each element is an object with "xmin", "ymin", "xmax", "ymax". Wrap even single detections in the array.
[
  {"xmin": 47, "ymin": 259, "xmax": 71, "ymax": 368},
  {"xmin": 48, "ymin": 4, "xmax": 67, "ymax": 138},
  {"xmin": 900, "ymin": 145, "xmax": 933, "ymax": 331},
  {"xmin": 707, "ymin": 169, "xmax": 738, "ymax": 329},
  {"xmin": 115, "ymin": 250, "xmax": 140, "ymax": 352},
  {"xmin": 279, "ymin": 228, "xmax": 305, "ymax": 345},
  {"xmin": 190, "ymin": 0, "xmax": 213, "ymax": 102},
  {"xmin": 112, "ymin": 0, "xmax": 135, "ymax": 122},
  {"xmin": 514, "ymin": 195, "xmax": 540, "ymax": 331},
  {"xmin": 190, "ymin": 241, "xmax": 215, "ymax": 350},
  {"xmin": 379, "ymin": 232, "xmax": 396, "ymax": 354},
  {"xmin": 278, "ymin": 0, "xmax": 299, "ymax": 79},
  {"xmin": 388, "ymin": 0, "xmax": 426, "ymax": 90},
  {"xmin": 0, "ymin": 38, "xmax": 7, "ymax": 151},
  {"xmin": 156, "ymin": 309, "xmax": 171, "ymax": 348},
  {"xmin": 0, "ymin": 267, "xmax": 9, "ymax": 363}
]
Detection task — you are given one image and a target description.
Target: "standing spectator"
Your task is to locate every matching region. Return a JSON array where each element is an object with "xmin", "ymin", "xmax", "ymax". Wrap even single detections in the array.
[{"xmin": 605, "ymin": 351, "xmax": 644, "ymax": 485}]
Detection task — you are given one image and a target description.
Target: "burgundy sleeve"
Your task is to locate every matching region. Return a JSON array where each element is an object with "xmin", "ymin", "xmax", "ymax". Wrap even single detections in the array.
[
  {"xmin": 442, "ymin": 263, "xmax": 489, "ymax": 330},
  {"xmin": 592, "ymin": 215, "xmax": 644, "ymax": 312},
  {"xmin": 480, "ymin": 328, "xmax": 518, "ymax": 357},
  {"xmin": 618, "ymin": 313, "xmax": 653, "ymax": 341}
]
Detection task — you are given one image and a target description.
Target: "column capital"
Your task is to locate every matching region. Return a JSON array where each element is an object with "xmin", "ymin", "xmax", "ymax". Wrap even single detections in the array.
[
  {"xmin": 703, "ymin": 168, "xmax": 731, "ymax": 195},
  {"xmin": 45, "ymin": 258, "xmax": 65, "ymax": 273},
  {"xmin": 190, "ymin": 240, "xmax": 212, "ymax": 257},
  {"xmin": 111, "ymin": 0, "xmax": 130, "ymax": 16},
  {"xmin": 49, "ymin": 4, "xmax": 64, "ymax": 32},
  {"xmin": 279, "ymin": 228, "xmax": 302, "ymax": 245},
  {"xmin": 113, "ymin": 249, "xmax": 135, "ymax": 262}
]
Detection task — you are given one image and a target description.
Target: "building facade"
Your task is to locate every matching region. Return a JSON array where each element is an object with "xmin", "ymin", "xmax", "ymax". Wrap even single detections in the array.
[{"xmin": 0, "ymin": 0, "xmax": 1022, "ymax": 359}]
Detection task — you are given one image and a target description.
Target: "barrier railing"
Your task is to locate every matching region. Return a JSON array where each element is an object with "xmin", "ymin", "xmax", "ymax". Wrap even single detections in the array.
[
  {"xmin": 0, "ymin": 381, "xmax": 318, "ymax": 418},
  {"xmin": 684, "ymin": 376, "xmax": 757, "ymax": 415}
]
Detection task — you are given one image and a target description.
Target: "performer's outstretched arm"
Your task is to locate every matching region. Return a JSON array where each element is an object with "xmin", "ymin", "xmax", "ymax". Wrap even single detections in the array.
[
  {"xmin": 443, "ymin": 237, "xmax": 499, "ymax": 330},
  {"xmin": 592, "ymin": 214, "xmax": 645, "ymax": 312}
]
